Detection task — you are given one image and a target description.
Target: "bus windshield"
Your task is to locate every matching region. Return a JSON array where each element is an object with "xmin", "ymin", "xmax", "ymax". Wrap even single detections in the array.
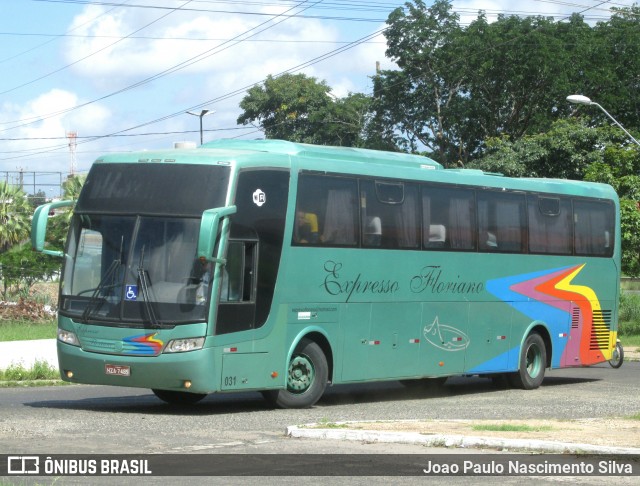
[{"xmin": 59, "ymin": 163, "xmax": 231, "ymax": 326}]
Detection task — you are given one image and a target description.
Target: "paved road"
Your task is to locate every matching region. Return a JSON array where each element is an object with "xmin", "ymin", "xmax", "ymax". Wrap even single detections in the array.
[
  {"xmin": 1, "ymin": 362, "xmax": 638, "ymax": 453},
  {"xmin": 2, "ymin": 364, "xmax": 639, "ymax": 484}
]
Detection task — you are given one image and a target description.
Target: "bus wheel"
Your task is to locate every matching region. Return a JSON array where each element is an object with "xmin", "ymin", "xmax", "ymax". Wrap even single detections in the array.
[
  {"xmin": 263, "ymin": 339, "xmax": 328, "ymax": 409},
  {"xmin": 152, "ymin": 389, "xmax": 207, "ymax": 405},
  {"xmin": 509, "ymin": 333, "xmax": 546, "ymax": 390}
]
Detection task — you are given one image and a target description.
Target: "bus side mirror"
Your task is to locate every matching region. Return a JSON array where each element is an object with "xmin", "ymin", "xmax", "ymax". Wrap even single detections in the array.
[
  {"xmin": 197, "ymin": 205, "xmax": 237, "ymax": 261},
  {"xmin": 31, "ymin": 200, "xmax": 75, "ymax": 257}
]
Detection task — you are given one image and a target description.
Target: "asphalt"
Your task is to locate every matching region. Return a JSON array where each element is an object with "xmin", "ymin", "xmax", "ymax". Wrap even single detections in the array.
[{"xmin": 1, "ymin": 339, "xmax": 639, "ymax": 455}]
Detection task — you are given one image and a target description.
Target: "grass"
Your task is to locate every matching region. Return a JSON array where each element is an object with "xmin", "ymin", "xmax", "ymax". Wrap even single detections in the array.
[
  {"xmin": 0, "ymin": 318, "xmax": 56, "ymax": 341},
  {"xmin": 0, "ymin": 319, "xmax": 61, "ymax": 386},
  {"xmin": 621, "ymin": 334, "xmax": 640, "ymax": 347},
  {"xmin": 471, "ymin": 424, "xmax": 553, "ymax": 433},
  {"xmin": 313, "ymin": 418, "xmax": 350, "ymax": 429},
  {"xmin": 0, "ymin": 359, "xmax": 64, "ymax": 387}
]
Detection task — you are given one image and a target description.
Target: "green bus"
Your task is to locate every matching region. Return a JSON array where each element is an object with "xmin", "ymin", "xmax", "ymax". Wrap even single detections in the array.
[{"xmin": 32, "ymin": 139, "xmax": 620, "ymax": 408}]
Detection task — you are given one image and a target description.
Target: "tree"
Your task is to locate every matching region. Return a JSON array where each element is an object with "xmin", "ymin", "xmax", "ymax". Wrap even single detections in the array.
[
  {"xmin": 237, "ymin": 73, "xmax": 390, "ymax": 148},
  {"xmin": 584, "ymin": 144, "xmax": 640, "ymax": 277},
  {"xmin": 29, "ymin": 190, "xmax": 47, "ymax": 209},
  {"xmin": 47, "ymin": 174, "xmax": 86, "ymax": 251},
  {"xmin": 0, "ymin": 243, "xmax": 60, "ymax": 298},
  {"xmin": 374, "ymin": 1, "xmax": 640, "ymax": 164},
  {"xmin": 471, "ymin": 118, "xmax": 627, "ymax": 179},
  {"xmin": 238, "ymin": 73, "xmax": 334, "ymax": 143},
  {"xmin": 0, "ymin": 182, "xmax": 31, "ymax": 252}
]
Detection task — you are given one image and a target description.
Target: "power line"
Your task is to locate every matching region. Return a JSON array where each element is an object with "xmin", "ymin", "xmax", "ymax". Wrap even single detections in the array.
[
  {"xmin": 0, "ymin": 24, "xmax": 384, "ymax": 161},
  {"xmin": 0, "ymin": 0, "xmax": 324, "ymax": 129},
  {"xmin": 0, "ymin": 0, "xmax": 197, "ymax": 98}
]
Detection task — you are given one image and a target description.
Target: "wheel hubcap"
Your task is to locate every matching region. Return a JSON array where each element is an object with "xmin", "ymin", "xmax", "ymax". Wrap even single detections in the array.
[
  {"xmin": 287, "ymin": 355, "xmax": 314, "ymax": 393},
  {"xmin": 526, "ymin": 345, "xmax": 542, "ymax": 378}
]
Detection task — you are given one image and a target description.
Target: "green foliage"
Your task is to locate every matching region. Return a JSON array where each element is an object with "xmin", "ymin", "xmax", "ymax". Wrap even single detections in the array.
[
  {"xmin": 471, "ymin": 424, "xmax": 553, "ymax": 433},
  {"xmin": 619, "ymin": 200, "xmax": 640, "ymax": 277},
  {"xmin": 0, "ymin": 244, "xmax": 61, "ymax": 298},
  {"xmin": 0, "ymin": 360, "xmax": 60, "ymax": 383},
  {"xmin": 45, "ymin": 174, "xmax": 86, "ymax": 252},
  {"xmin": 474, "ymin": 118, "xmax": 629, "ymax": 178},
  {"xmin": 0, "ymin": 182, "xmax": 31, "ymax": 252},
  {"xmin": 237, "ymin": 73, "xmax": 390, "ymax": 148},
  {"xmin": 28, "ymin": 190, "xmax": 47, "ymax": 209},
  {"xmin": 0, "ymin": 319, "xmax": 56, "ymax": 342},
  {"xmin": 619, "ymin": 292, "xmax": 640, "ymax": 335},
  {"xmin": 374, "ymin": 0, "xmax": 640, "ymax": 164}
]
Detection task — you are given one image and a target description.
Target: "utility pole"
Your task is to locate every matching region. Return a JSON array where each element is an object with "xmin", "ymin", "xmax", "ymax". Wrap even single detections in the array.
[
  {"xmin": 66, "ymin": 131, "xmax": 77, "ymax": 175},
  {"xmin": 186, "ymin": 110, "xmax": 215, "ymax": 145}
]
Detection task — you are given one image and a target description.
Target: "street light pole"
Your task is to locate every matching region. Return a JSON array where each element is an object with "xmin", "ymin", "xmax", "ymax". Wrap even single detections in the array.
[
  {"xmin": 186, "ymin": 109, "xmax": 215, "ymax": 145},
  {"xmin": 566, "ymin": 95, "xmax": 640, "ymax": 148}
]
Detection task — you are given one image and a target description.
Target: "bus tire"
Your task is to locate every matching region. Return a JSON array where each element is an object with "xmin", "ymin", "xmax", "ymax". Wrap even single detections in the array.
[
  {"xmin": 152, "ymin": 389, "xmax": 207, "ymax": 405},
  {"xmin": 608, "ymin": 341, "xmax": 624, "ymax": 368},
  {"xmin": 509, "ymin": 333, "xmax": 546, "ymax": 390},
  {"xmin": 262, "ymin": 338, "xmax": 328, "ymax": 409}
]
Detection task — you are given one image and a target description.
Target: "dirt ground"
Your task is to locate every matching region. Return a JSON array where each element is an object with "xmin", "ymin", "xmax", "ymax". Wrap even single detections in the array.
[{"xmin": 335, "ymin": 417, "xmax": 640, "ymax": 448}]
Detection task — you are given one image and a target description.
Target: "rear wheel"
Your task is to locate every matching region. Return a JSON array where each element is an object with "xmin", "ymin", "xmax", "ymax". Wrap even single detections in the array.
[
  {"xmin": 508, "ymin": 333, "xmax": 546, "ymax": 390},
  {"xmin": 608, "ymin": 341, "xmax": 624, "ymax": 368},
  {"xmin": 262, "ymin": 338, "xmax": 328, "ymax": 409},
  {"xmin": 152, "ymin": 389, "xmax": 207, "ymax": 405}
]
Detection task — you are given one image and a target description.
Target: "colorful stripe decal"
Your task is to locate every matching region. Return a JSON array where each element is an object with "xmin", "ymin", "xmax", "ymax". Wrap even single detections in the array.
[
  {"xmin": 122, "ymin": 333, "xmax": 164, "ymax": 356},
  {"xmin": 485, "ymin": 264, "xmax": 610, "ymax": 367}
]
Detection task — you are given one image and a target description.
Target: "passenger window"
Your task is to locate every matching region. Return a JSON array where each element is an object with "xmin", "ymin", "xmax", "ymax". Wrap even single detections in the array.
[
  {"xmin": 422, "ymin": 186, "xmax": 475, "ymax": 250},
  {"xmin": 477, "ymin": 191, "xmax": 526, "ymax": 253},
  {"xmin": 360, "ymin": 180, "xmax": 419, "ymax": 249},
  {"xmin": 574, "ymin": 200, "xmax": 615, "ymax": 257},
  {"xmin": 294, "ymin": 174, "xmax": 358, "ymax": 247},
  {"xmin": 528, "ymin": 196, "xmax": 572, "ymax": 254}
]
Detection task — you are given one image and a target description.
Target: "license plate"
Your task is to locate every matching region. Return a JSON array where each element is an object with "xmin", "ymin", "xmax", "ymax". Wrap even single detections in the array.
[{"xmin": 105, "ymin": 364, "xmax": 130, "ymax": 377}]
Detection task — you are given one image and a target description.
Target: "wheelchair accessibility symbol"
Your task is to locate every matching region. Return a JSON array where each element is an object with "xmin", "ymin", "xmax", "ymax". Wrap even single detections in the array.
[{"xmin": 125, "ymin": 285, "xmax": 138, "ymax": 301}]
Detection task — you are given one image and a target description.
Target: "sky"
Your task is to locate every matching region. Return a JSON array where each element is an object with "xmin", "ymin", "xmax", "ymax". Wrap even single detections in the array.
[{"xmin": 0, "ymin": 0, "xmax": 633, "ymax": 195}]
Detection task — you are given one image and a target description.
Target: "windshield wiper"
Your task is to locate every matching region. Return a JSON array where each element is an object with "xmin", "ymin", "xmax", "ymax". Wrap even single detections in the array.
[
  {"xmin": 80, "ymin": 259, "xmax": 120, "ymax": 323},
  {"xmin": 80, "ymin": 236, "xmax": 124, "ymax": 323},
  {"xmin": 137, "ymin": 245, "xmax": 160, "ymax": 328}
]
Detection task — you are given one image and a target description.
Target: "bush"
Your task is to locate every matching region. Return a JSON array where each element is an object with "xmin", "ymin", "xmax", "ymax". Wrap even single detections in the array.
[
  {"xmin": 619, "ymin": 292, "xmax": 640, "ymax": 336},
  {"xmin": 0, "ymin": 243, "xmax": 61, "ymax": 299}
]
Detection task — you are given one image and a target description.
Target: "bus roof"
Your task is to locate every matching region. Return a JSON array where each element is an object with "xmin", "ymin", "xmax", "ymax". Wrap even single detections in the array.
[
  {"xmin": 95, "ymin": 139, "xmax": 443, "ymax": 170},
  {"xmin": 93, "ymin": 139, "xmax": 617, "ymax": 201},
  {"xmin": 200, "ymin": 139, "xmax": 444, "ymax": 170}
]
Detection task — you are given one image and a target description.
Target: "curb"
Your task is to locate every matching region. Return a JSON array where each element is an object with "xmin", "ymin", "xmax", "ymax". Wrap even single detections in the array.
[{"xmin": 286, "ymin": 425, "xmax": 640, "ymax": 455}]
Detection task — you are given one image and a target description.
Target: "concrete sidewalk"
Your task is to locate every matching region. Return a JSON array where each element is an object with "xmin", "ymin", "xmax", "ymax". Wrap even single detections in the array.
[{"xmin": 0, "ymin": 339, "xmax": 58, "ymax": 370}]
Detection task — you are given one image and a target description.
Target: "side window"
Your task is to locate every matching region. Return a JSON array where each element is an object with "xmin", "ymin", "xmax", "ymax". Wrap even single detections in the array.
[
  {"xmin": 574, "ymin": 200, "xmax": 615, "ymax": 257},
  {"xmin": 422, "ymin": 185, "xmax": 475, "ymax": 250},
  {"xmin": 294, "ymin": 174, "xmax": 358, "ymax": 247},
  {"xmin": 360, "ymin": 180, "xmax": 419, "ymax": 249},
  {"xmin": 220, "ymin": 240, "xmax": 257, "ymax": 303},
  {"xmin": 477, "ymin": 191, "xmax": 526, "ymax": 253},
  {"xmin": 70, "ymin": 229, "xmax": 103, "ymax": 294},
  {"xmin": 528, "ymin": 196, "xmax": 572, "ymax": 254}
]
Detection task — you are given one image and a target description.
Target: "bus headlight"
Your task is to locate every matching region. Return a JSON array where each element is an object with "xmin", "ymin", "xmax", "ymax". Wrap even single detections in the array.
[
  {"xmin": 164, "ymin": 337, "xmax": 205, "ymax": 353},
  {"xmin": 58, "ymin": 329, "xmax": 80, "ymax": 346}
]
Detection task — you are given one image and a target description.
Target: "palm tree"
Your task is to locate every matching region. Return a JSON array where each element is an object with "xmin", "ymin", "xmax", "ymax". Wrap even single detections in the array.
[
  {"xmin": 0, "ymin": 182, "xmax": 31, "ymax": 252},
  {"xmin": 62, "ymin": 174, "xmax": 86, "ymax": 201},
  {"xmin": 47, "ymin": 174, "xmax": 87, "ymax": 250}
]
